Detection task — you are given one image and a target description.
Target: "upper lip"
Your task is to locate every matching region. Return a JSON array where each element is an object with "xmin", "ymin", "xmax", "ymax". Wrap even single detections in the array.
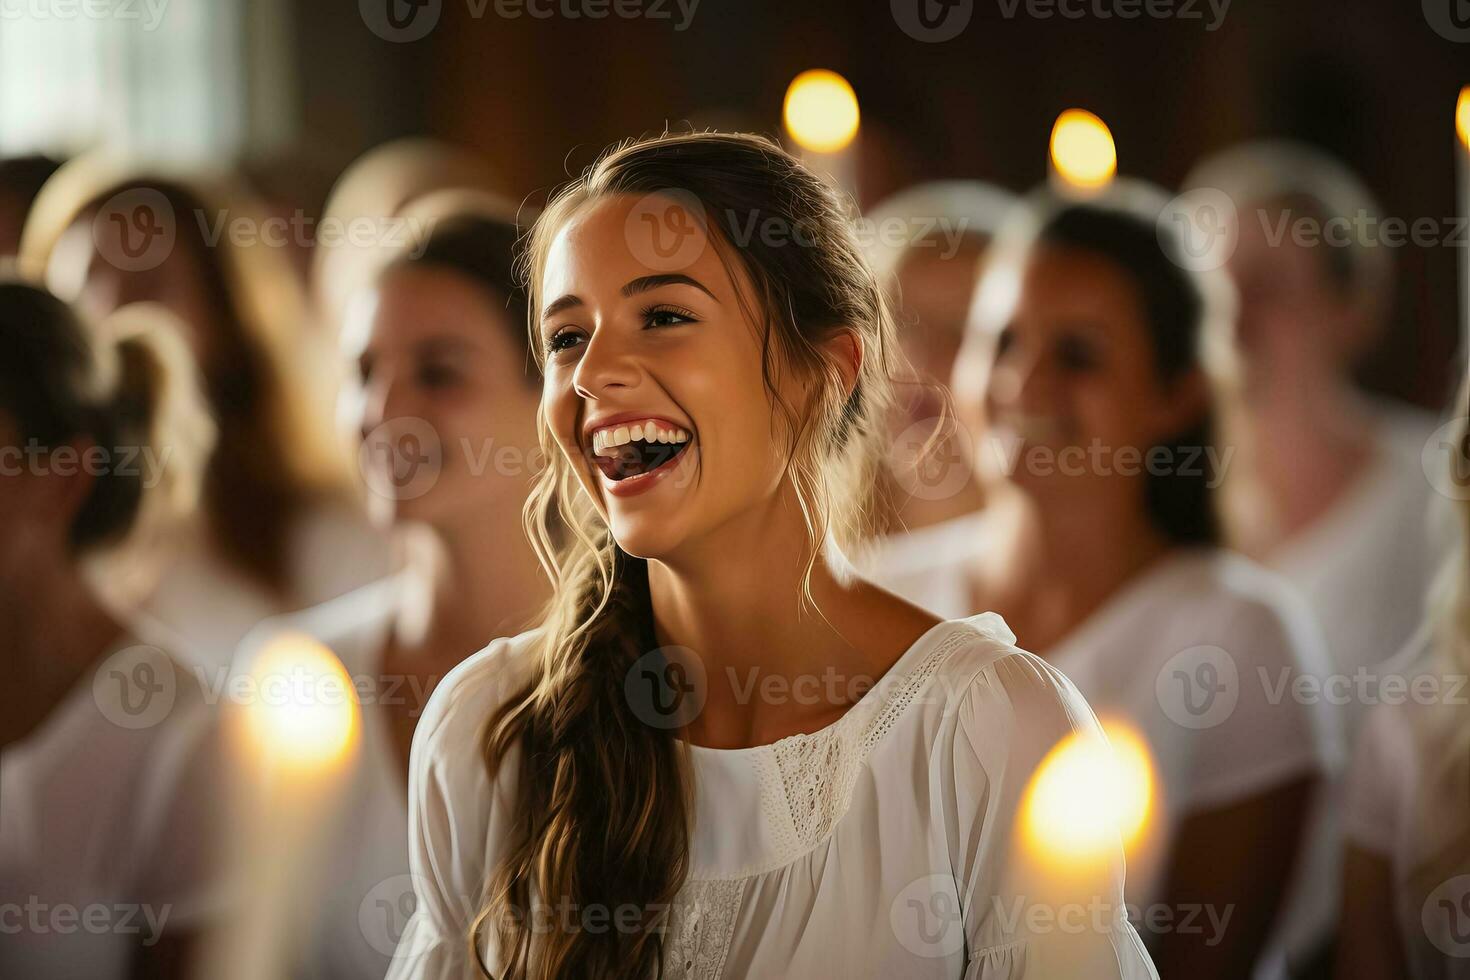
[{"xmin": 581, "ymin": 411, "xmax": 692, "ymax": 445}]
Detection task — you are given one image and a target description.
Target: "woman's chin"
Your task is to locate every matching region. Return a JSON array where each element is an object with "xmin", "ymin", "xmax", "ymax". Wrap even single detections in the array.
[{"xmin": 607, "ymin": 515, "xmax": 685, "ymax": 562}]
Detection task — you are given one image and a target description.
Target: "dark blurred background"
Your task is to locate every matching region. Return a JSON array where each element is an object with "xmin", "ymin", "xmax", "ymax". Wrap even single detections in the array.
[{"xmin": 5, "ymin": 0, "xmax": 1463, "ymax": 401}]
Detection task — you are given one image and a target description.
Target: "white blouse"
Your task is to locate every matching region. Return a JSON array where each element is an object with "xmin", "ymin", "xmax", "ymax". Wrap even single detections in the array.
[
  {"xmin": 385, "ymin": 612, "xmax": 1158, "ymax": 979},
  {"xmin": 1345, "ymin": 632, "xmax": 1470, "ymax": 977},
  {"xmin": 0, "ymin": 643, "xmax": 221, "ymax": 980},
  {"xmin": 1267, "ymin": 400, "xmax": 1444, "ymax": 742}
]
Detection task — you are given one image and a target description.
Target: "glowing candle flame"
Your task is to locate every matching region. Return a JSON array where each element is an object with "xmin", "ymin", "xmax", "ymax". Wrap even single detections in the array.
[
  {"xmin": 1457, "ymin": 87, "xmax": 1470, "ymax": 150},
  {"xmin": 783, "ymin": 69, "xmax": 860, "ymax": 155},
  {"xmin": 1049, "ymin": 108, "xmax": 1117, "ymax": 191},
  {"xmin": 243, "ymin": 631, "xmax": 359, "ymax": 773},
  {"xmin": 1021, "ymin": 719, "xmax": 1155, "ymax": 871}
]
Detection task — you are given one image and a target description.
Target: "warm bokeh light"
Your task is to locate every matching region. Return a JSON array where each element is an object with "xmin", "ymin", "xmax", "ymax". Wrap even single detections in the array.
[
  {"xmin": 1021, "ymin": 720, "xmax": 1155, "ymax": 870},
  {"xmin": 783, "ymin": 69, "xmax": 860, "ymax": 154},
  {"xmin": 1457, "ymin": 86, "xmax": 1470, "ymax": 149},
  {"xmin": 243, "ymin": 632, "xmax": 359, "ymax": 773},
  {"xmin": 1049, "ymin": 108, "xmax": 1117, "ymax": 190}
]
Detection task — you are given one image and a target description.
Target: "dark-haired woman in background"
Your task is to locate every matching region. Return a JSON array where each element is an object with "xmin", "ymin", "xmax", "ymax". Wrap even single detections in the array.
[
  {"xmin": 235, "ymin": 197, "xmax": 551, "ymax": 980},
  {"xmin": 18, "ymin": 157, "xmax": 391, "ymax": 667},
  {"xmin": 0, "ymin": 282, "xmax": 221, "ymax": 979},
  {"xmin": 874, "ymin": 185, "xmax": 1338, "ymax": 978}
]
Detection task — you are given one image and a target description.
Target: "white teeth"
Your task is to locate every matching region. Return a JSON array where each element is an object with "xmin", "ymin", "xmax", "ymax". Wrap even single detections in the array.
[{"xmin": 591, "ymin": 419, "xmax": 692, "ymax": 458}]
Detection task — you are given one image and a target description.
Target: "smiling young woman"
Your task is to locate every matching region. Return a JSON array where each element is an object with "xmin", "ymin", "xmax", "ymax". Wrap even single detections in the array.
[{"xmin": 384, "ymin": 132, "xmax": 1158, "ymax": 980}]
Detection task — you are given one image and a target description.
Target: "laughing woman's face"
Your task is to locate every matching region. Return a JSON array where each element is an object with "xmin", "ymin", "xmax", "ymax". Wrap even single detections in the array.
[{"xmin": 537, "ymin": 193, "xmax": 809, "ymax": 563}]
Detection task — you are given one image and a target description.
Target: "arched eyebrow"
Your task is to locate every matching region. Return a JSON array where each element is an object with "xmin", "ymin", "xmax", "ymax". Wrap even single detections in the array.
[
  {"xmin": 620, "ymin": 274, "xmax": 718, "ymax": 303},
  {"xmin": 539, "ymin": 274, "xmax": 718, "ymax": 323}
]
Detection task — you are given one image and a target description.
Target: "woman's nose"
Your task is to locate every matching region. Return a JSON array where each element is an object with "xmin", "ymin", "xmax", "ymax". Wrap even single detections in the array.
[{"xmin": 572, "ymin": 327, "xmax": 640, "ymax": 399}]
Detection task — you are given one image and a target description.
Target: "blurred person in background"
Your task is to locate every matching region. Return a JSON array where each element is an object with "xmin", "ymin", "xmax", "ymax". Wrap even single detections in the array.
[
  {"xmin": 1338, "ymin": 377, "xmax": 1470, "ymax": 980},
  {"xmin": 234, "ymin": 197, "xmax": 551, "ymax": 980},
  {"xmin": 0, "ymin": 154, "xmax": 62, "ymax": 259},
  {"xmin": 1185, "ymin": 142, "xmax": 1442, "ymax": 744},
  {"xmin": 18, "ymin": 158, "xmax": 392, "ymax": 667},
  {"xmin": 859, "ymin": 180, "xmax": 1016, "ymax": 537},
  {"xmin": 311, "ymin": 138, "xmax": 503, "ymax": 344},
  {"xmin": 871, "ymin": 185, "xmax": 1338, "ymax": 979},
  {"xmin": 0, "ymin": 283, "xmax": 221, "ymax": 979}
]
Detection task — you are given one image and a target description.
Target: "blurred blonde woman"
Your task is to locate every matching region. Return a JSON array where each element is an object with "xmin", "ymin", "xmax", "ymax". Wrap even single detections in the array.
[
  {"xmin": 19, "ymin": 157, "xmax": 391, "ymax": 666},
  {"xmin": 0, "ymin": 282, "xmax": 221, "ymax": 979},
  {"xmin": 1185, "ymin": 143, "xmax": 1444, "ymax": 746},
  {"xmin": 386, "ymin": 132, "xmax": 1156, "ymax": 980},
  {"xmin": 1338, "ymin": 377, "xmax": 1470, "ymax": 980}
]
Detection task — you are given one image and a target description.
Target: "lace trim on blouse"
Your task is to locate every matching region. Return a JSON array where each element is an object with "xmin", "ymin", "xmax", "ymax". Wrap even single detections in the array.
[{"xmin": 664, "ymin": 622, "xmax": 986, "ymax": 977}]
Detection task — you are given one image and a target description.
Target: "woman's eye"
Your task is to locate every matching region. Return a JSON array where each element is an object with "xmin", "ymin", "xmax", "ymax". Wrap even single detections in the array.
[
  {"xmin": 546, "ymin": 329, "xmax": 584, "ymax": 355},
  {"xmin": 644, "ymin": 306, "xmax": 697, "ymax": 329},
  {"xmin": 1056, "ymin": 336, "xmax": 1100, "ymax": 373},
  {"xmin": 417, "ymin": 361, "xmax": 461, "ymax": 389}
]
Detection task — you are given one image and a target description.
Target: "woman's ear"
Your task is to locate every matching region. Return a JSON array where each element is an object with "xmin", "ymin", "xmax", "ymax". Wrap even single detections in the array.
[{"xmin": 823, "ymin": 328, "xmax": 863, "ymax": 399}]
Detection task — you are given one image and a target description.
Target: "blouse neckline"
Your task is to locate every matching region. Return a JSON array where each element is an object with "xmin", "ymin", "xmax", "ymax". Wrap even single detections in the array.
[{"xmin": 684, "ymin": 614, "xmax": 976, "ymax": 760}]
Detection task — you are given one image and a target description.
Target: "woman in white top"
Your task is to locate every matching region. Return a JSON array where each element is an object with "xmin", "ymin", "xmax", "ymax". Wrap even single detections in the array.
[
  {"xmin": 0, "ymin": 282, "xmax": 221, "ymax": 979},
  {"xmin": 386, "ymin": 133, "xmax": 1156, "ymax": 980},
  {"xmin": 872, "ymin": 185, "xmax": 1337, "ymax": 978},
  {"xmin": 1338, "ymin": 380, "xmax": 1470, "ymax": 980},
  {"xmin": 234, "ymin": 203, "xmax": 554, "ymax": 980},
  {"xmin": 1184, "ymin": 142, "xmax": 1444, "ymax": 742},
  {"xmin": 20, "ymin": 159, "xmax": 392, "ymax": 667}
]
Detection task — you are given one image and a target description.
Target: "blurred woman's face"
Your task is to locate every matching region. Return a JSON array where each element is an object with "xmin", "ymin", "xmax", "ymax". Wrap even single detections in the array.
[
  {"xmin": 537, "ymin": 193, "xmax": 809, "ymax": 562},
  {"xmin": 956, "ymin": 245, "xmax": 1200, "ymax": 504},
  {"xmin": 346, "ymin": 265, "xmax": 542, "ymax": 531},
  {"xmin": 49, "ymin": 214, "xmax": 219, "ymax": 367},
  {"xmin": 890, "ymin": 239, "xmax": 985, "ymax": 428}
]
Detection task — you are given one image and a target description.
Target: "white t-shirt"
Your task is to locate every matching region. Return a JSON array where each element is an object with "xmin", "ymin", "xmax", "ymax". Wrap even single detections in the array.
[
  {"xmin": 860, "ymin": 526, "xmax": 1341, "ymax": 974},
  {"xmin": 386, "ymin": 613, "xmax": 1158, "ymax": 980},
  {"xmin": 1344, "ymin": 632, "xmax": 1470, "ymax": 978},
  {"xmin": 1267, "ymin": 401, "xmax": 1443, "ymax": 742},
  {"xmin": 0, "ymin": 643, "xmax": 222, "ymax": 980},
  {"xmin": 233, "ymin": 573, "xmax": 416, "ymax": 980}
]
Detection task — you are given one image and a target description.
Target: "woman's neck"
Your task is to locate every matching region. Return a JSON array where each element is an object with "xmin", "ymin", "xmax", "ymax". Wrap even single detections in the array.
[
  {"xmin": 1242, "ymin": 371, "xmax": 1377, "ymax": 549},
  {"xmin": 985, "ymin": 486, "xmax": 1175, "ymax": 655},
  {"xmin": 397, "ymin": 506, "xmax": 549, "ymax": 661},
  {"xmin": 646, "ymin": 483, "xmax": 937, "ymax": 749}
]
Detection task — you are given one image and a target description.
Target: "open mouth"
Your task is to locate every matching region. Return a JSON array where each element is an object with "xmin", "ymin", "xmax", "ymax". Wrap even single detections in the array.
[{"xmin": 589, "ymin": 419, "xmax": 693, "ymax": 483}]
